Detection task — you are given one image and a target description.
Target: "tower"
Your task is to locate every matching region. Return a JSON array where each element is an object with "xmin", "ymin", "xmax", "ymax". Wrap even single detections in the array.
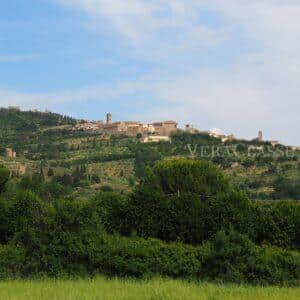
[
  {"xmin": 258, "ymin": 130, "xmax": 263, "ymax": 142},
  {"xmin": 106, "ymin": 113, "xmax": 112, "ymax": 124}
]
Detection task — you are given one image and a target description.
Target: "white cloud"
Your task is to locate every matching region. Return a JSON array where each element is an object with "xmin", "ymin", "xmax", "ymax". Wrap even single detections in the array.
[
  {"xmin": 5, "ymin": 0, "xmax": 299, "ymax": 145},
  {"xmin": 0, "ymin": 81, "xmax": 147, "ymax": 108},
  {"xmin": 55, "ymin": 0, "xmax": 229, "ymax": 59},
  {"xmin": 57, "ymin": 0, "xmax": 299, "ymax": 145}
]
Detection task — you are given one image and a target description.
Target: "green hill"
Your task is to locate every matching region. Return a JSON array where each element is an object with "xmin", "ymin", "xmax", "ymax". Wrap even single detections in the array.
[
  {"xmin": 0, "ymin": 108, "xmax": 299, "ymax": 200},
  {"xmin": 0, "ymin": 108, "xmax": 75, "ymax": 132}
]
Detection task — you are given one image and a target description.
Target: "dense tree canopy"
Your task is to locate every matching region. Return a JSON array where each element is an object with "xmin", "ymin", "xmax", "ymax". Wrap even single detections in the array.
[
  {"xmin": 0, "ymin": 159, "xmax": 299, "ymax": 285},
  {"xmin": 0, "ymin": 165, "xmax": 10, "ymax": 193},
  {"xmin": 143, "ymin": 158, "xmax": 229, "ymax": 197}
]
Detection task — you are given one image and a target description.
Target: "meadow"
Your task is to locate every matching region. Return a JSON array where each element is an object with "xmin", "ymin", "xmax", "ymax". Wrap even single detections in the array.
[{"xmin": 0, "ymin": 277, "xmax": 300, "ymax": 300}]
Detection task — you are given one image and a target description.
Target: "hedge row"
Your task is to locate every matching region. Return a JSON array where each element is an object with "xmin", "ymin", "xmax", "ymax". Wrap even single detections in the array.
[{"xmin": 1, "ymin": 230, "xmax": 299, "ymax": 286}]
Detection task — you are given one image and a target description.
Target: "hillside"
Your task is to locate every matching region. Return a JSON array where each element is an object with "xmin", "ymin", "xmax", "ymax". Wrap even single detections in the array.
[
  {"xmin": 0, "ymin": 108, "xmax": 299, "ymax": 200},
  {"xmin": 0, "ymin": 123, "xmax": 299, "ymax": 286},
  {"xmin": 0, "ymin": 108, "xmax": 75, "ymax": 131}
]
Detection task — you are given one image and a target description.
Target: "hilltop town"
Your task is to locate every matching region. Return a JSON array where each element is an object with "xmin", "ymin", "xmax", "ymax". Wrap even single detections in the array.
[
  {"xmin": 74, "ymin": 112, "xmax": 238, "ymax": 141},
  {"xmin": 74, "ymin": 113, "xmax": 179, "ymax": 143},
  {"xmin": 73, "ymin": 112, "xmax": 285, "ymax": 146},
  {"xmin": 5, "ymin": 105, "xmax": 300, "ymax": 151},
  {"xmin": 0, "ymin": 106, "xmax": 299, "ymax": 202},
  {"xmin": 2, "ymin": 107, "xmax": 295, "ymax": 148}
]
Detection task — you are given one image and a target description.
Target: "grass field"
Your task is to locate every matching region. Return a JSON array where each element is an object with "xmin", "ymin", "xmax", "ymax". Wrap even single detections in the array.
[{"xmin": 0, "ymin": 277, "xmax": 299, "ymax": 300}]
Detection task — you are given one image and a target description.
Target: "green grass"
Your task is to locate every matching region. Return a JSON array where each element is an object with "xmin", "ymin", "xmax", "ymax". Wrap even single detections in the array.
[{"xmin": 0, "ymin": 277, "xmax": 299, "ymax": 300}]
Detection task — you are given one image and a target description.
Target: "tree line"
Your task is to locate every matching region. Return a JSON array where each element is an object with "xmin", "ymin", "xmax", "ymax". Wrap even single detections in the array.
[{"xmin": 0, "ymin": 159, "xmax": 299, "ymax": 285}]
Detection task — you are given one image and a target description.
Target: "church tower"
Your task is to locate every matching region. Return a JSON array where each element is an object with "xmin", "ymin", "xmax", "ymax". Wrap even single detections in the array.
[
  {"xmin": 258, "ymin": 130, "xmax": 263, "ymax": 142},
  {"xmin": 106, "ymin": 113, "xmax": 112, "ymax": 124}
]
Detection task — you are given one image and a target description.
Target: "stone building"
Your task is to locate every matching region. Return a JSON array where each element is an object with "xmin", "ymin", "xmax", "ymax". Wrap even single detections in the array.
[
  {"xmin": 141, "ymin": 124, "xmax": 155, "ymax": 135},
  {"xmin": 103, "ymin": 122, "xmax": 127, "ymax": 135},
  {"xmin": 106, "ymin": 113, "xmax": 112, "ymax": 124},
  {"xmin": 257, "ymin": 130, "xmax": 263, "ymax": 142},
  {"xmin": 6, "ymin": 148, "xmax": 16, "ymax": 158},
  {"xmin": 125, "ymin": 122, "xmax": 143, "ymax": 137},
  {"xmin": 185, "ymin": 124, "xmax": 199, "ymax": 134},
  {"xmin": 18, "ymin": 165, "xmax": 27, "ymax": 175},
  {"xmin": 103, "ymin": 121, "xmax": 142, "ymax": 136},
  {"xmin": 75, "ymin": 121, "xmax": 102, "ymax": 132},
  {"xmin": 74, "ymin": 113, "xmax": 178, "ymax": 138},
  {"xmin": 152, "ymin": 121, "xmax": 178, "ymax": 136},
  {"xmin": 269, "ymin": 140, "xmax": 279, "ymax": 147}
]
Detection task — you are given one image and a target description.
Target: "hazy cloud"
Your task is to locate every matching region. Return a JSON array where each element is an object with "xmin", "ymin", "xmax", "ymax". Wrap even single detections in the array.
[
  {"xmin": 52, "ymin": 0, "xmax": 300, "ymax": 145},
  {"xmin": 2, "ymin": 0, "xmax": 299, "ymax": 145}
]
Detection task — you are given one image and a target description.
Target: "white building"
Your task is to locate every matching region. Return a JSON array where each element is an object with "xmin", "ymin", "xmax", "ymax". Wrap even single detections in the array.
[{"xmin": 142, "ymin": 135, "xmax": 170, "ymax": 143}]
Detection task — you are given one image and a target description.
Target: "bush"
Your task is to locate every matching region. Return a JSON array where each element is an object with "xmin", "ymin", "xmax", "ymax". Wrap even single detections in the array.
[
  {"xmin": 273, "ymin": 174, "xmax": 300, "ymax": 199},
  {"xmin": 92, "ymin": 192, "xmax": 130, "ymax": 235},
  {"xmin": 100, "ymin": 185, "xmax": 114, "ymax": 192},
  {"xmin": 256, "ymin": 246, "xmax": 300, "ymax": 286},
  {"xmin": 0, "ymin": 244, "xmax": 25, "ymax": 279},
  {"xmin": 253, "ymin": 201, "xmax": 300, "ymax": 250},
  {"xmin": 0, "ymin": 189, "xmax": 299, "ymax": 285},
  {"xmin": 201, "ymin": 230, "xmax": 300, "ymax": 285},
  {"xmin": 0, "ymin": 158, "xmax": 299, "ymax": 285},
  {"xmin": 0, "ymin": 165, "xmax": 10, "ymax": 194},
  {"xmin": 87, "ymin": 234, "xmax": 202, "ymax": 279},
  {"xmin": 2, "ymin": 229, "xmax": 298, "ymax": 286}
]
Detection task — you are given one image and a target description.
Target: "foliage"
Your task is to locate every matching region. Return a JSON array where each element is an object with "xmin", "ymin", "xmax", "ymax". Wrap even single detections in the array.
[
  {"xmin": 0, "ymin": 144, "xmax": 299, "ymax": 285},
  {"xmin": 0, "ymin": 244, "xmax": 25, "ymax": 279},
  {"xmin": 0, "ymin": 108, "xmax": 75, "ymax": 132},
  {"xmin": 143, "ymin": 158, "xmax": 229, "ymax": 197},
  {"xmin": 202, "ymin": 230, "xmax": 300, "ymax": 285},
  {"xmin": 272, "ymin": 173, "xmax": 300, "ymax": 199},
  {"xmin": 134, "ymin": 146, "xmax": 162, "ymax": 179},
  {"xmin": 0, "ymin": 165, "xmax": 10, "ymax": 193},
  {"xmin": 254, "ymin": 201, "xmax": 300, "ymax": 249}
]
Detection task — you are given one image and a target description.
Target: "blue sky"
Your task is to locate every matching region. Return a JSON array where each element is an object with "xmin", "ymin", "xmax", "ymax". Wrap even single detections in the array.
[{"xmin": 0, "ymin": 0, "xmax": 299, "ymax": 145}]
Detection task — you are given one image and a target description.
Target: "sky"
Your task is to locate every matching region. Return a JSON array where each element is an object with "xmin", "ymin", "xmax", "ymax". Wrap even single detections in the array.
[{"xmin": 0, "ymin": 0, "xmax": 299, "ymax": 145}]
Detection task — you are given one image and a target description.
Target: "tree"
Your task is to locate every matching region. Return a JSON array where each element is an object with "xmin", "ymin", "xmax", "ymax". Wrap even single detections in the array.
[
  {"xmin": 134, "ymin": 147, "xmax": 162, "ymax": 179},
  {"xmin": 118, "ymin": 158, "xmax": 249, "ymax": 244},
  {"xmin": 0, "ymin": 165, "xmax": 10, "ymax": 194},
  {"xmin": 47, "ymin": 168, "xmax": 54, "ymax": 177},
  {"xmin": 143, "ymin": 158, "xmax": 229, "ymax": 198},
  {"xmin": 58, "ymin": 173, "xmax": 73, "ymax": 186}
]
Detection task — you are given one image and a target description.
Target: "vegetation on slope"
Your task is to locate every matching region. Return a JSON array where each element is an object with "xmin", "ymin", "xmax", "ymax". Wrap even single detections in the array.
[
  {"xmin": 0, "ymin": 108, "xmax": 75, "ymax": 132},
  {"xmin": 0, "ymin": 160, "xmax": 299, "ymax": 285},
  {"xmin": 0, "ymin": 109, "xmax": 299, "ymax": 200},
  {"xmin": 0, "ymin": 109, "xmax": 299, "ymax": 287}
]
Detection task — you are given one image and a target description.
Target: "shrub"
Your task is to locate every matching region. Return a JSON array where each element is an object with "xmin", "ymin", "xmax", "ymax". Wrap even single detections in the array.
[
  {"xmin": 201, "ymin": 230, "xmax": 300, "ymax": 285},
  {"xmin": 255, "ymin": 246, "xmax": 300, "ymax": 286},
  {"xmin": 0, "ymin": 244, "xmax": 25, "ymax": 279},
  {"xmin": 253, "ymin": 201, "xmax": 300, "ymax": 250},
  {"xmin": 92, "ymin": 192, "xmax": 130, "ymax": 235},
  {"xmin": 100, "ymin": 185, "xmax": 114, "ymax": 192},
  {"xmin": 0, "ymin": 193, "xmax": 299, "ymax": 286},
  {"xmin": 0, "ymin": 165, "xmax": 10, "ymax": 194},
  {"xmin": 87, "ymin": 234, "xmax": 202, "ymax": 279}
]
